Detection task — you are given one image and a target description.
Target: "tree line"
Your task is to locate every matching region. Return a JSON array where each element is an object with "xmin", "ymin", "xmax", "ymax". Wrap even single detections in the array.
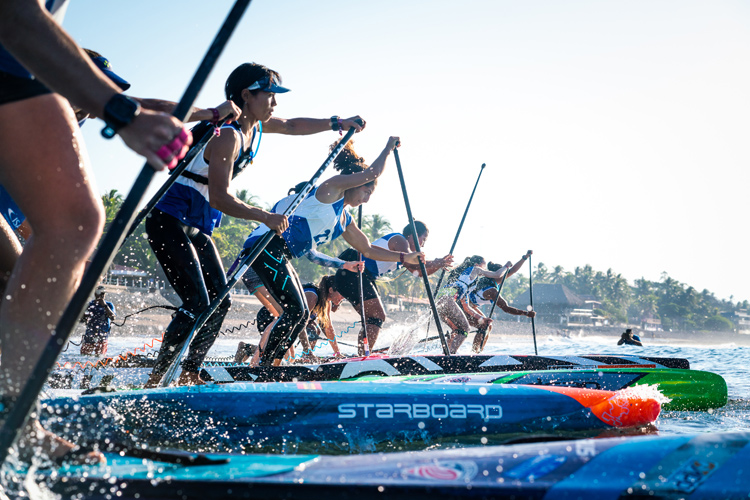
[{"xmin": 104, "ymin": 189, "xmax": 748, "ymax": 332}]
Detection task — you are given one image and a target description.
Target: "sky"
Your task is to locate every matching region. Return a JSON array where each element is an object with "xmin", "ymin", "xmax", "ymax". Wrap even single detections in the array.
[{"xmin": 63, "ymin": 0, "xmax": 750, "ymax": 303}]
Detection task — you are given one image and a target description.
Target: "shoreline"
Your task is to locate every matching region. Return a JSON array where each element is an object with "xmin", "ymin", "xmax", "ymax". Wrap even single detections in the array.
[{"xmin": 89, "ymin": 286, "xmax": 750, "ymax": 348}]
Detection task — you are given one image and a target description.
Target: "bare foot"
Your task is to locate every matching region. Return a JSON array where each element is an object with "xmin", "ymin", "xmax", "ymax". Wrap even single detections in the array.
[
  {"xmin": 177, "ymin": 371, "xmax": 205, "ymax": 386},
  {"xmin": 144, "ymin": 372, "xmax": 163, "ymax": 389},
  {"xmin": 17, "ymin": 419, "xmax": 105, "ymax": 465}
]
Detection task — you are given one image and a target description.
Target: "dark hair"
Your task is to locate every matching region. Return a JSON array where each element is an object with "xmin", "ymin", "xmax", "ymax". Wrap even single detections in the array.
[
  {"xmin": 225, "ymin": 62, "xmax": 282, "ymax": 108},
  {"xmin": 474, "ymin": 276, "xmax": 498, "ymax": 292},
  {"xmin": 288, "ymin": 181, "xmax": 308, "ymax": 196},
  {"xmin": 446, "ymin": 255, "xmax": 485, "ymax": 284},
  {"xmin": 487, "ymin": 261, "xmax": 504, "ymax": 272},
  {"xmin": 402, "ymin": 221, "xmax": 428, "ymax": 241},
  {"xmin": 330, "ymin": 142, "xmax": 377, "ymax": 192},
  {"xmin": 311, "ymin": 275, "xmax": 337, "ymax": 332}
]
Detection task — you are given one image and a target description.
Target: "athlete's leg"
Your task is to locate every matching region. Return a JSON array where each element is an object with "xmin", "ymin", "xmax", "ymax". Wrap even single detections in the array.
[
  {"xmin": 144, "ymin": 211, "xmax": 210, "ymax": 386},
  {"xmin": 251, "ymin": 238, "xmax": 308, "ymax": 365},
  {"xmin": 0, "ymin": 93, "xmax": 103, "ymax": 461},
  {"xmin": 178, "ymin": 232, "xmax": 230, "ymax": 382},
  {"xmin": 437, "ymin": 297, "xmax": 470, "ymax": 354}
]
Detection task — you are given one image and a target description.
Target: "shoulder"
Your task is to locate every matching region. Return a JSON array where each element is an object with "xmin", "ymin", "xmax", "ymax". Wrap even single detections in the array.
[{"xmin": 387, "ymin": 234, "xmax": 409, "ymax": 250}]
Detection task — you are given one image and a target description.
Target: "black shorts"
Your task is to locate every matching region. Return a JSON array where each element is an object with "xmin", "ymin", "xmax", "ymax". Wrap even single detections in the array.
[
  {"xmin": 334, "ymin": 268, "xmax": 380, "ymax": 307},
  {"xmin": 0, "ymin": 71, "xmax": 51, "ymax": 106}
]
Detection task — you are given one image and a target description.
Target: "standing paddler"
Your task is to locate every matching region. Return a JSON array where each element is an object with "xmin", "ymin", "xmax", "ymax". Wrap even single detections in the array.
[
  {"xmin": 460, "ymin": 252, "xmax": 536, "ymax": 352},
  {"xmin": 243, "ymin": 139, "xmax": 424, "ymax": 366},
  {"xmin": 334, "ymin": 221, "xmax": 453, "ymax": 354},
  {"xmin": 0, "ymin": 0, "xmax": 192, "ymax": 464},
  {"xmin": 144, "ymin": 62, "xmax": 366, "ymax": 387},
  {"xmin": 436, "ymin": 256, "xmax": 511, "ymax": 354}
]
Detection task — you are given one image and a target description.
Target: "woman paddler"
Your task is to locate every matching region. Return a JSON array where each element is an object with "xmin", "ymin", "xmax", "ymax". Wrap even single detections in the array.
[
  {"xmin": 460, "ymin": 252, "xmax": 536, "ymax": 352},
  {"xmin": 237, "ymin": 274, "xmax": 347, "ymax": 364},
  {"xmin": 144, "ymin": 62, "xmax": 365, "ymax": 387},
  {"xmin": 243, "ymin": 138, "xmax": 424, "ymax": 366},
  {"xmin": 436, "ymin": 255, "xmax": 510, "ymax": 354},
  {"xmin": 334, "ymin": 220, "xmax": 453, "ymax": 354}
]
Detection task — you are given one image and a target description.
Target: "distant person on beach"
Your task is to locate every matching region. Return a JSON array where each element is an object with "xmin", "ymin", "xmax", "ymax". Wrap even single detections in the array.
[
  {"xmin": 618, "ymin": 328, "xmax": 643, "ymax": 346},
  {"xmin": 80, "ymin": 286, "xmax": 116, "ymax": 356},
  {"xmin": 462, "ymin": 251, "xmax": 536, "ymax": 353},
  {"xmin": 334, "ymin": 220, "xmax": 453, "ymax": 355},
  {"xmin": 0, "ymin": 0, "xmax": 192, "ymax": 464}
]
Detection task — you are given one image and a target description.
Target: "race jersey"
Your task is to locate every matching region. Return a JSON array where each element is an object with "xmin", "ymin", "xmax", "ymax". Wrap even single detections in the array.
[
  {"xmin": 0, "ymin": 1, "xmax": 69, "ymax": 78},
  {"xmin": 363, "ymin": 233, "xmax": 402, "ymax": 278},
  {"xmin": 468, "ymin": 283, "xmax": 497, "ymax": 306},
  {"xmin": 437, "ymin": 266, "xmax": 476, "ymax": 300},
  {"xmin": 156, "ymin": 124, "xmax": 256, "ymax": 235},
  {"xmin": 243, "ymin": 186, "xmax": 353, "ymax": 258}
]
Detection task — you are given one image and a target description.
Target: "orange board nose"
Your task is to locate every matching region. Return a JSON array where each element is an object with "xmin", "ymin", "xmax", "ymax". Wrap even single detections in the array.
[{"xmin": 589, "ymin": 393, "xmax": 661, "ymax": 427}]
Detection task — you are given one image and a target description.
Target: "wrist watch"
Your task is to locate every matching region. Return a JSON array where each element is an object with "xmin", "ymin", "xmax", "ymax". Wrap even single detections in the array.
[{"xmin": 101, "ymin": 94, "xmax": 141, "ymax": 139}]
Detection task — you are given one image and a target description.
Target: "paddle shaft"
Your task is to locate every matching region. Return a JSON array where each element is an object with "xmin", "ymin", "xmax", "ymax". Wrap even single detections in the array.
[
  {"xmin": 357, "ymin": 207, "xmax": 370, "ymax": 356},
  {"xmin": 392, "ymin": 148, "xmax": 450, "ymax": 356},
  {"xmin": 425, "ymin": 163, "xmax": 485, "ymax": 341},
  {"xmin": 0, "ymin": 0, "xmax": 252, "ymax": 467},
  {"xmin": 432, "ymin": 163, "xmax": 485, "ymax": 293},
  {"xmin": 486, "ymin": 266, "xmax": 510, "ymax": 320},
  {"xmin": 160, "ymin": 124, "xmax": 360, "ymax": 385},
  {"xmin": 529, "ymin": 255, "xmax": 538, "ymax": 355}
]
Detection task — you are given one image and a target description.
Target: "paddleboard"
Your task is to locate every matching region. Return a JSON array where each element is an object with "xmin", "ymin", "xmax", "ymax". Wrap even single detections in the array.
[
  {"xmin": 42, "ymin": 381, "xmax": 661, "ymax": 454},
  {"xmin": 34, "ymin": 431, "xmax": 750, "ymax": 499}
]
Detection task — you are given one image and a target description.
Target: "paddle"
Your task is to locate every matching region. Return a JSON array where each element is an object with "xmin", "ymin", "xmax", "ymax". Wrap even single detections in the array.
[
  {"xmin": 159, "ymin": 121, "xmax": 362, "ymax": 385},
  {"xmin": 528, "ymin": 253, "xmax": 539, "ymax": 355},
  {"xmin": 124, "ymin": 118, "xmax": 229, "ymax": 242},
  {"xmin": 474, "ymin": 265, "xmax": 510, "ymax": 351},
  {"xmin": 424, "ymin": 163, "xmax": 485, "ymax": 338},
  {"xmin": 356, "ymin": 206, "xmax": 370, "ymax": 356},
  {"xmin": 0, "ymin": 0, "xmax": 252, "ymax": 467},
  {"xmin": 392, "ymin": 147, "xmax": 450, "ymax": 356}
]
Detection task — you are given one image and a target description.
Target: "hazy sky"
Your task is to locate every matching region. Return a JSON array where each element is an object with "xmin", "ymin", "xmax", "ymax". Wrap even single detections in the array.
[{"xmin": 64, "ymin": 0, "xmax": 749, "ymax": 302}]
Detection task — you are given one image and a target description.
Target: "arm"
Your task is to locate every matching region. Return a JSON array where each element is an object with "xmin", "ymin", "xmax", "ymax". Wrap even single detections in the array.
[
  {"xmin": 305, "ymin": 249, "xmax": 364, "ymax": 272},
  {"xmin": 475, "ymin": 262, "xmax": 512, "ymax": 280},
  {"xmin": 323, "ymin": 303, "xmax": 342, "ymax": 356},
  {"xmin": 506, "ymin": 250, "xmax": 532, "ymax": 278},
  {"xmin": 206, "ymin": 130, "xmax": 288, "ymax": 233},
  {"xmin": 459, "ymin": 296, "xmax": 491, "ymax": 324},
  {"xmin": 497, "ymin": 296, "xmax": 535, "ymax": 318},
  {"xmin": 263, "ymin": 115, "xmax": 365, "ymax": 135},
  {"xmin": 104, "ymin": 301, "xmax": 116, "ymax": 320},
  {"xmin": 317, "ymin": 136, "xmax": 399, "ymax": 203},
  {"xmin": 0, "ymin": 1, "xmax": 184, "ymax": 170},
  {"xmin": 342, "ymin": 223, "xmax": 423, "ymax": 265},
  {"xmin": 135, "ymin": 99, "xmax": 241, "ymax": 124},
  {"xmin": 406, "ymin": 254, "xmax": 454, "ymax": 276}
]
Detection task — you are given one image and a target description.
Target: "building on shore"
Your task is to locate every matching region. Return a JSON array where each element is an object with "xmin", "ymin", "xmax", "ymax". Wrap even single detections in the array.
[{"xmin": 511, "ymin": 283, "xmax": 605, "ymax": 326}]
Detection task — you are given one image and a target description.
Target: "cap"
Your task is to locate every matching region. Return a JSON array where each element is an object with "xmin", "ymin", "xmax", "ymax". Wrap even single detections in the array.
[
  {"xmin": 90, "ymin": 55, "xmax": 131, "ymax": 91},
  {"xmin": 246, "ymin": 76, "xmax": 290, "ymax": 94},
  {"xmin": 95, "ymin": 286, "xmax": 106, "ymax": 296}
]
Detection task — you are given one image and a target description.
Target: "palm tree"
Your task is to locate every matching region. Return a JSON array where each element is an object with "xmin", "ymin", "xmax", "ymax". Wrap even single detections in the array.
[{"xmin": 101, "ymin": 189, "xmax": 123, "ymax": 224}]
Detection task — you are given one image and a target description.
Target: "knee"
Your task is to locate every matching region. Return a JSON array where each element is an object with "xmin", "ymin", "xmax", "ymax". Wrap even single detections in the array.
[{"xmin": 36, "ymin": 198, "xmax": 104, "ymax": 253}]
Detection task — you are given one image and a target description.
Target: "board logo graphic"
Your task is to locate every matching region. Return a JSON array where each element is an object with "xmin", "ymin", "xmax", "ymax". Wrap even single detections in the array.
[{"xmin": 402, "ymin": 460, "xmax": 478, "ymax": 482}]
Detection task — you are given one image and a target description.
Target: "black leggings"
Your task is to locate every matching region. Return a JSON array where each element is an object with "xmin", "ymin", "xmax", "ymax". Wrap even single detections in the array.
[
  {"xmin": 146, "ymin": 209, "xmax": 231, "ymax": 376},
  {"xmin": 250, "ymin": 236, "xmax": 308, "ymax": 365}
]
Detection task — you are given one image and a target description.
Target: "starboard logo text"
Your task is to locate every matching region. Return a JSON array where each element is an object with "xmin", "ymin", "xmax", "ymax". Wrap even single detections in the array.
[{"xmin": 338, "ymin": 403, "xmax": 503, "ymax": 420}]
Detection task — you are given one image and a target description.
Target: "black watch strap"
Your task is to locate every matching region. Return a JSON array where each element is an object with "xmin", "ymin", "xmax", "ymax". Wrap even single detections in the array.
[
  {"xmin": 101, "ymin": 94, "xmax": 141, "ymax": 139},
  {"xmin": 330, "ymin": 115, "xmax": 339, "ymax": 131}
]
